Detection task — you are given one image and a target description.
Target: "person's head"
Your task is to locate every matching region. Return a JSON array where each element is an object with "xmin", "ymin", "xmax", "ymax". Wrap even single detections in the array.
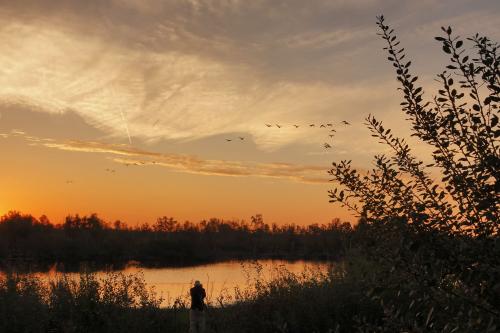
[{"xmin": 194, "ymin": 280, "xmax": 201, "ymax": 287}]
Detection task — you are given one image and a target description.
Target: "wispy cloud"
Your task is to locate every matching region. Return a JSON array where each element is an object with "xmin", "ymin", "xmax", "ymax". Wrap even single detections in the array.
[
  {"xmin": 0, "ymin": 0, "xmax": 498, "ymax": 153},
  {"xmin": 48, "ymin": 140, "xmax": 330, "ymax": 183},
  {"xmin": 7, "ymin": 131, "xmax": 331, "ymax": 184}
]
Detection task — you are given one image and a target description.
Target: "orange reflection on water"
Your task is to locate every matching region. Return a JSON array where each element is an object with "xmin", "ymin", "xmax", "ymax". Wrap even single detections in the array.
[
  {"xmin": 122, "ymin": 260, "xmax": 330, "ymax": 305},
  {"xmin": 19, "ymin": 260, "xmax": 331, "ymax": 307}
]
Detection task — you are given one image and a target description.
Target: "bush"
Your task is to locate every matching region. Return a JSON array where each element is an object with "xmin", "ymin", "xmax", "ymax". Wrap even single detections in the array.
[
  {"xmin": 329, "ymin": 16, "xmax": 499, "ymax": 332},
  {"xmin": 0, "ymin": 270, "xmax": 188, "ymax": 333}
]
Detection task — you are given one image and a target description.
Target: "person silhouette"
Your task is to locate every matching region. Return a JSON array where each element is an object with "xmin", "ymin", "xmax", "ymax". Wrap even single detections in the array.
[{"xmin": 189, "ymin": 280, "xmax": 206, "ymax": 333}]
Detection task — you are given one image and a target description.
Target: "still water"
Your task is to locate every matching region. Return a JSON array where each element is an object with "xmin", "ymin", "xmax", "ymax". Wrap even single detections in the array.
[{"xmin": 30, "ymin": 260, "xmax": 331, "ymax": 306}]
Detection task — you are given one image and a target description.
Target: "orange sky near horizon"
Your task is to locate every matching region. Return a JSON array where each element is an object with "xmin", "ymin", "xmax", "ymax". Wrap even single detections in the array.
[
  {"xmin": 0, "ymin": 0, "xmax": 498, "ymax": 227},
  {"xmin": 0, "ymin": 129, "xmax": 355, "ymax": 226}
]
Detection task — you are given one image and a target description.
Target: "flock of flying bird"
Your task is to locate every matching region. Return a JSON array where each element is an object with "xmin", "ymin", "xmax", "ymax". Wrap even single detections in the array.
[
  {"xmin": 66, "ymin": 161, "xmax": 167, "ymax": 184},
  {"xmin": 65, "ymin": 120, "xmax": 352, "ymax": 184},
  {"xmin": 225, "ymin": 121, "xmax": 351, "ymax": 150}
]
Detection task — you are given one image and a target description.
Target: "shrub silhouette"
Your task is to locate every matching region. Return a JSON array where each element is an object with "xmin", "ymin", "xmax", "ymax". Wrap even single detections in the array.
[
  {"xmin": 329, "ymin": 16, "xmax": 499, "ymax": 332},
  {"xmin": 0, "ymin": 270, "xmax": 185, "ymax": 333}
]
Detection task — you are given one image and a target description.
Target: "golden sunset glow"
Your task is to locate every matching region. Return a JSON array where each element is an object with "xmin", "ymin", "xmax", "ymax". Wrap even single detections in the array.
[{"xmin": 0, "ymin": 0, "xmax": 498, "ymax": 226}]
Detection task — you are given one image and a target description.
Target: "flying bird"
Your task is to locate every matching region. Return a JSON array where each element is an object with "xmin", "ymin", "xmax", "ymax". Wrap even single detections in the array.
[
  {"xmin": 324, "ymin": 143, "xmax": 332, "ymax": 149},
  {"xmin": 329, "ymin": 134, "xmax": 335, "ymax": 138},
  {"xmin": 238, "ymin": 137, "xmax": 245, "ymax": 140},
  {"xmin": 326, "ymin": 123, "xmax": 333, "ymax": 127},
  {"xmin": 309, "ymin": 124, "xmax": 315, "ymax": 127},
  {"xmin": 225, "ymin": 139, "xmax": 233, "ymax": 142},
  {"xmin": 293, "ymin": 125, "xmax": 300, "ymax": 128},
  {"xmin": 276, "ymin": 124, "xmax": 282, "ymax": 128},
  {"xmin": 265, "ymin": 124, "xmax": 272, "ymax": 127},
  {"xmin": 341, "ymin": 120, "xmax": 351, "ymax": 125},
  {"xmin": 330, "ymin": 129, "xmax": 337, "ymax": 132},
  {"xmin": 320, "ymin": 124, "xmax": 326, "ymax": 128}
]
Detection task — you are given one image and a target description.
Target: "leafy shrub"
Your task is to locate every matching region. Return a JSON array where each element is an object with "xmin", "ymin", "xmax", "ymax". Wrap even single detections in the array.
[{"xmin": 329, "ymin": 15, "xmax": 499, "ymax": 332}]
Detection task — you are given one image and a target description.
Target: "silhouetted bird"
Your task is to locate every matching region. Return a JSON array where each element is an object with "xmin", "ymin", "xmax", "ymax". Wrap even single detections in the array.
[
  {"xmin": 225, "ymin": 139, "xmax": 232, "ymax": 142},
  {"xmin": 265, "ymin": 124, "xmax": 272, "ymax": 127},
  {"xmin": 309, "ymin": 124, "xmax": 315, "ymax": 127},
  {"xmin": 293, "ymin": 125, "xmax": 299, "ymax": 128},
  {"xmin": 324, "ymin": 143, "xmax": 332, "ymax": 149},
  {"xmin": 327, "ymin": 123, "xmax": 333, "ymax": 127},
  {"xmin": 341, "ymin": 120, "xmax": 351, "ymax": 125},
  {"xmin": 330, "ymin": 129, "xmax": 337, "ymax": 132},
  {"xmin": 320, "ymin": 124, "xmax": 326, "ymax": 128},
  {"xmin": 329, "ymin": 134, "xmax": 335, "ymax": 138},
  {"xmin": 238, "ymin": 137, "xmax": 244, "ymax": 140},
  {"xmin": 276, "ymin": 124, "xmax": 282, "ymax": 128}
]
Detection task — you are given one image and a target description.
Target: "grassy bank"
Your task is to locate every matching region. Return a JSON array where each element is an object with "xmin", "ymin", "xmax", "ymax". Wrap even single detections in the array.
[
  {"xmin": 2, "ymin": 245, "xmax": 498, "ymax": 333},
  {"xmin": 0, "ymin": 257, "xmax": 383, "ymax": 333}
]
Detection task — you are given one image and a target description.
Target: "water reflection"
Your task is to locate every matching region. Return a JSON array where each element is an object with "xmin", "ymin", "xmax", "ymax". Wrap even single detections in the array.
[{"xmin": 25, "ymin": 260, "xmax": 330, "ymax": 306}]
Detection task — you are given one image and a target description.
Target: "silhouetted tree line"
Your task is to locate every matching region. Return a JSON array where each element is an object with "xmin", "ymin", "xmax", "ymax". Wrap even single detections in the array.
[{"xmin": 0, "ymin": 211, "xmax": 353, "ymax": 269}]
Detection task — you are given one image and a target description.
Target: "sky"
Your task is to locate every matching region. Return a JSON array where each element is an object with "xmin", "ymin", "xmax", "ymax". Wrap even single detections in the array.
[{"xmin": 0, "ymin": 0, "xmax": 498, "ymax": 226}]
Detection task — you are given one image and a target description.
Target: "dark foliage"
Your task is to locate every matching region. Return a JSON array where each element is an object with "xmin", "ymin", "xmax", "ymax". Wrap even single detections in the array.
[
  {"xmin": 329, "ymin": 16, "xmax": 499, "ymax": 332},
  {"xmin": 0, "ymin": 270, "xmax": 186, "ymax": 333},
  {"xmin": 0, "ymin": 258, "xmax": 381, "ymax": 333},
  {"xmin": 0, "ymin": 211, "xmax": 352, "ymax": 269}
]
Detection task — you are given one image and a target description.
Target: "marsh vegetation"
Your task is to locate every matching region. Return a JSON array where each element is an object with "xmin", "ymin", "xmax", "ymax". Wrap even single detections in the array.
[{"xmin": 1, "ymin": 17, "xmax": 499, "ymax": 333}]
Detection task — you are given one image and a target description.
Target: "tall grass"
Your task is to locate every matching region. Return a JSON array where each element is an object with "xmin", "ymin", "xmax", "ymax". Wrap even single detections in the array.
[
  {"xmin": 0, "ymin": 257, "xmax": 384, "ymax": 332},
  {"xmin": 0, "ymin": 269, "xmax": 187, "ymax": 333},
  {"xmin": 205, "ymin": 258, "xmax": 381, "ymax": 333}
]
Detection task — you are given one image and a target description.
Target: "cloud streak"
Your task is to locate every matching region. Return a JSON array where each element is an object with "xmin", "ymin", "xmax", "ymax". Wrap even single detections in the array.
[{"xmin": 5, "ymin": 130, "xmax": 331, "ymax": 184}]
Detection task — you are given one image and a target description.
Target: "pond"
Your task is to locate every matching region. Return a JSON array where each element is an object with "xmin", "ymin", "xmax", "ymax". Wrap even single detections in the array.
[{"xmin": 14, "ymin": 260, "xmax": 332, "ymax": 306}]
